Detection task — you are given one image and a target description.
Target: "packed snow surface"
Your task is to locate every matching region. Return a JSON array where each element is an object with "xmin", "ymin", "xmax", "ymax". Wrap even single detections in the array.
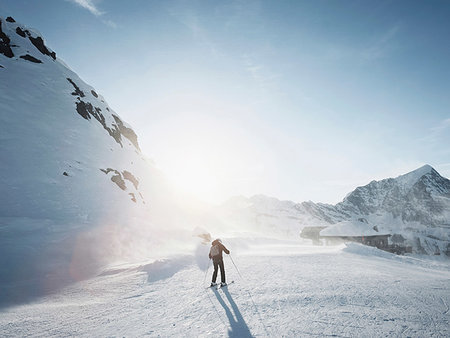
[{"xmin": 1, "ymin": 239, "xmax": 449, "ymax": 337}]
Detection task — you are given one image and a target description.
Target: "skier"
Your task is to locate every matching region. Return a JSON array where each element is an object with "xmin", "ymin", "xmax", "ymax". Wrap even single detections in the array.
[{"xmin": 209, "ymin": 238, "xmax": 230, "ymax": 287}]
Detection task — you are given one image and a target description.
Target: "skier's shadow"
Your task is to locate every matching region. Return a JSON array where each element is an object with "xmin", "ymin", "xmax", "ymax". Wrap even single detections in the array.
[{"xmin": 213, "ymin": 288, "xmax": 253, "ymax": 338}]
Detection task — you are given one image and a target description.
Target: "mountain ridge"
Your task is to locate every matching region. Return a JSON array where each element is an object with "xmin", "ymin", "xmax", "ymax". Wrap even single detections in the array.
[{"xmin": 218, "ymin": 164, "xmax": 450, "ymax": 255}]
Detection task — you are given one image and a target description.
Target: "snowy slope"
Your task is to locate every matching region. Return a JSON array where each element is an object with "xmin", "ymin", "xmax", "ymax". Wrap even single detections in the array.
[
  {"xmin": 0, "ymin": 16, "xmax": 197, "ymax": 305},
  {"xmin": 0, "ymin": 239, "xmax": 449, "ymax": 337},
  {"xmin": 0, "ymin": 16, "xmax": 156, "ymax": 219}
]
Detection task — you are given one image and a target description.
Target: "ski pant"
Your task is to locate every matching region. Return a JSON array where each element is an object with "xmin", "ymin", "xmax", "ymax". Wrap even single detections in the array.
[{"xmin": 212, "ymin": 259, "xmax": 225, "ymax": 283}]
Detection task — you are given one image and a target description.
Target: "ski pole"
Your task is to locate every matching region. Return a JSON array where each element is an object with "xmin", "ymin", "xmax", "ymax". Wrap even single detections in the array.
[
  {"xmin": 203, "ymin": 258, "xmax": 211, "ymax": 286},
  {"xmin": 228, "ymin": 253, "xmax": 244, "ymax": 280}
]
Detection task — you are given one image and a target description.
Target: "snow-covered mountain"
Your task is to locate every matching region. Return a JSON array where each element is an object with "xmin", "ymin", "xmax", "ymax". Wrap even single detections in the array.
[
  {"xmin": 217, "ymin": 165, "xmax": 450, "ymax": 255},
  {"xmin": 0, "ymin": 16, "xmax": 160, "ymax": 220},
  {"xmin": 335, "ymin": 165, "xmax": 450, "ymax": 224},
  {"xmin": 0, "ymin": 16, "xmax": 194, "ymax": 305}
]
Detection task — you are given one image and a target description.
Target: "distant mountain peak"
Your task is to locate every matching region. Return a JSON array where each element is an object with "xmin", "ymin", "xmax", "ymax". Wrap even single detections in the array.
[
  {"xmin": 402, "ymin": 164, "xmax": 434, "ymax": 176},
  {"xmin": 394, "ymin": 164, "xmax": 437, "ymax": 190}
]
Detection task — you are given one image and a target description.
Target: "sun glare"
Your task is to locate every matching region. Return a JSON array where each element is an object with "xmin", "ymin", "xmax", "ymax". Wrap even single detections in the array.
[
  {"xmin": 147, "ymin": 110, "xmax": 263, "ymax": 204},
  {"xmin": 165, "ymin": 151, "xmax": 220, "ymax": 201}
]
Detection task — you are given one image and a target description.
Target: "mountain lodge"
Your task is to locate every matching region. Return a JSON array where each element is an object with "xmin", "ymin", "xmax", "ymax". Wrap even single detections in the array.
[{"xmin": 319, "ymin": 219, "xmax": 391, "ymax": 249}]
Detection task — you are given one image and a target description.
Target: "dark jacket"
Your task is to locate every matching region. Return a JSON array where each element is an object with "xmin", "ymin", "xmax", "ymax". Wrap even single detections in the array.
[{"xmin": 209, "ymin": 240, "xmax": 230, "ymax": 262}]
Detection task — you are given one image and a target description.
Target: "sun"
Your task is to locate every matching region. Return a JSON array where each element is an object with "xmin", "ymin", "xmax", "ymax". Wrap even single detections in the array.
[
  {"xmin": 161, "ymin": 144, "xmax": 225, "ymax": 203},
  {"xmin": 169, "ymin": 153, "xmax": 219, "ymax": 199},
  {"xmin": 146, "ymin": 111, "xmax": 258, "ymax": 204}
]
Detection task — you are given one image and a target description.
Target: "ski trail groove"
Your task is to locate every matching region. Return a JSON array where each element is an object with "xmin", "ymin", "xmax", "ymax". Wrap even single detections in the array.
[{"xmin": 441, "ymin": 296, "xmax": 449, "ymax": 315}]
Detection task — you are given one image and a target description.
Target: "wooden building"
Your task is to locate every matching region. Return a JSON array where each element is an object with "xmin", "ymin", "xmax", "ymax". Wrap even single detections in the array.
[{"xmin": 319, "ymin": 219, "xmax": 391, "ymax": 250}]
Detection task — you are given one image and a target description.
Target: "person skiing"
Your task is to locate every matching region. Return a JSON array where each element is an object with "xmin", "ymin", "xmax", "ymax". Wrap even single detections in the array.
[{"xmin": 209, "ymin": 238, "xmax": 230, "ymax": 287}]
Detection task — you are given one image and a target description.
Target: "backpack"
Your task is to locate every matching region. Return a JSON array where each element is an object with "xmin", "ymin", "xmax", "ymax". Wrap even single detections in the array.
[{"xmin": 210, "ymin": 244, "xmax": 220, "ymax": 257}]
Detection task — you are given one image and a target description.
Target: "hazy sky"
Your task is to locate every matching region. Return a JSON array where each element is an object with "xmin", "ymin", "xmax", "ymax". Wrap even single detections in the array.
[{"xmin": 2, "ymin": 0, "xmax": 450, "ymax": 204}]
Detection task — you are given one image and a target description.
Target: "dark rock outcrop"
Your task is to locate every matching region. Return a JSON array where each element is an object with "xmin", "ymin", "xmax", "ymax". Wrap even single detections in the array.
[
  {"xmin": 20, "ymin": 54, "xmax": 42, "ymax": 63},
  {"xmin": 101, "ymin": 168, "xmax": 127, "ymax": 190},
  {"xmin": 75, "ymin": 100, "xmax": 120, "ymax": 145},
  {"xmin": 100, "ymin": 168, "xmax": 115, "ymax": 175},
  {"xmin": 100, "ymin": 168, "xmax": 142, "ymax": 203},
  {"xmin": 67, "ymin": 78, "xmax": 85, "ymax": 97},
  {"xmin": 67, "ymin": 78, "xmax": 139, "ymax": 150},
  {"xmin": 28, "ymin": 35, "xmax": 56, "ymax": 60},
  {"xmin": 75, "ymin": 100, "xmax": 92, "ymax": 120},
  {"xmin": 7, "ymin": 22, "xmax": 56, "ymax": 60},
  {"xmin": 6, "ymin": 17, "xmax": 15, "ymax": 23},
  {"xmin": 0, "ymin": 19, "xmax": 14, "ymax": 58},
  {"xmin": 123, "ymin": 170, "xmax": 139, "ymax": 189},
  {"xmin": 112, "ymin": 115, "xmax": 140, "ymax": 151},
  {"xmin": 15, "ymin": 27, "xmax": 27, "ymax": 38},
  {"xmin": 73, "ymin": 95, "xmax": 140, "ymax": 151},
  {"xmin": 111, "ymin": 171, "xmax": 126, "ymax": 190}
]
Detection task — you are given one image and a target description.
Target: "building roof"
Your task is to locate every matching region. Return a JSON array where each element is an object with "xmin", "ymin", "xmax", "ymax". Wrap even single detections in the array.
[{"xmin": 320, "ymin": 220, "xmax": 390, "ymax": 237}]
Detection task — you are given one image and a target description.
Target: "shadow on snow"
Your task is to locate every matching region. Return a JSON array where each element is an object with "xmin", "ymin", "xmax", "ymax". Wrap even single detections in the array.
[
  {"xmin": 213, "ymin": 287, "xmax": 253, "ymax": 338},
  {"xmin": 139, "ymin": 256, "xmax": 193, "ymax": 283}
]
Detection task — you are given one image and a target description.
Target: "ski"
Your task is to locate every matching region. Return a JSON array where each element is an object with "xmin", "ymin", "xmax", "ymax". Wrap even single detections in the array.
[
  {"xmin": 206, "ymin": 280, "xmax": 234, "ymax": 290},
  {"xmin": 217, "ymin": 280, "xmax": 234, "ymax": 289}
]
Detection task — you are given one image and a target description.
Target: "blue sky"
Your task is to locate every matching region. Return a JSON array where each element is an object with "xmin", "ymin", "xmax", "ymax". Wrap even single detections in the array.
[{"xmin": 2, "ymin": 0, "xmax": 450, "ymax": 204}]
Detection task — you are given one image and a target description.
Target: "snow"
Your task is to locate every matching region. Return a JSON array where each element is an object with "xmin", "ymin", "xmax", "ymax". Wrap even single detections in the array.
[
  {"xmin": 320, "ymin": 219, "xmax": 388, "ymax": 237},
  {"xmin": 1, "ymin": 16, "xmax": 450, "ymax": 337},
  {"xmin": 0, "ymin": 239, "xmax": 449, "ymax": 337},
  {"xmin": 395, "ymin": 164, "xmax": 433, "ymax": 191},
  {"xmin": 1, "ymin": 16, "xmax": 165, "ymax": 222}
]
